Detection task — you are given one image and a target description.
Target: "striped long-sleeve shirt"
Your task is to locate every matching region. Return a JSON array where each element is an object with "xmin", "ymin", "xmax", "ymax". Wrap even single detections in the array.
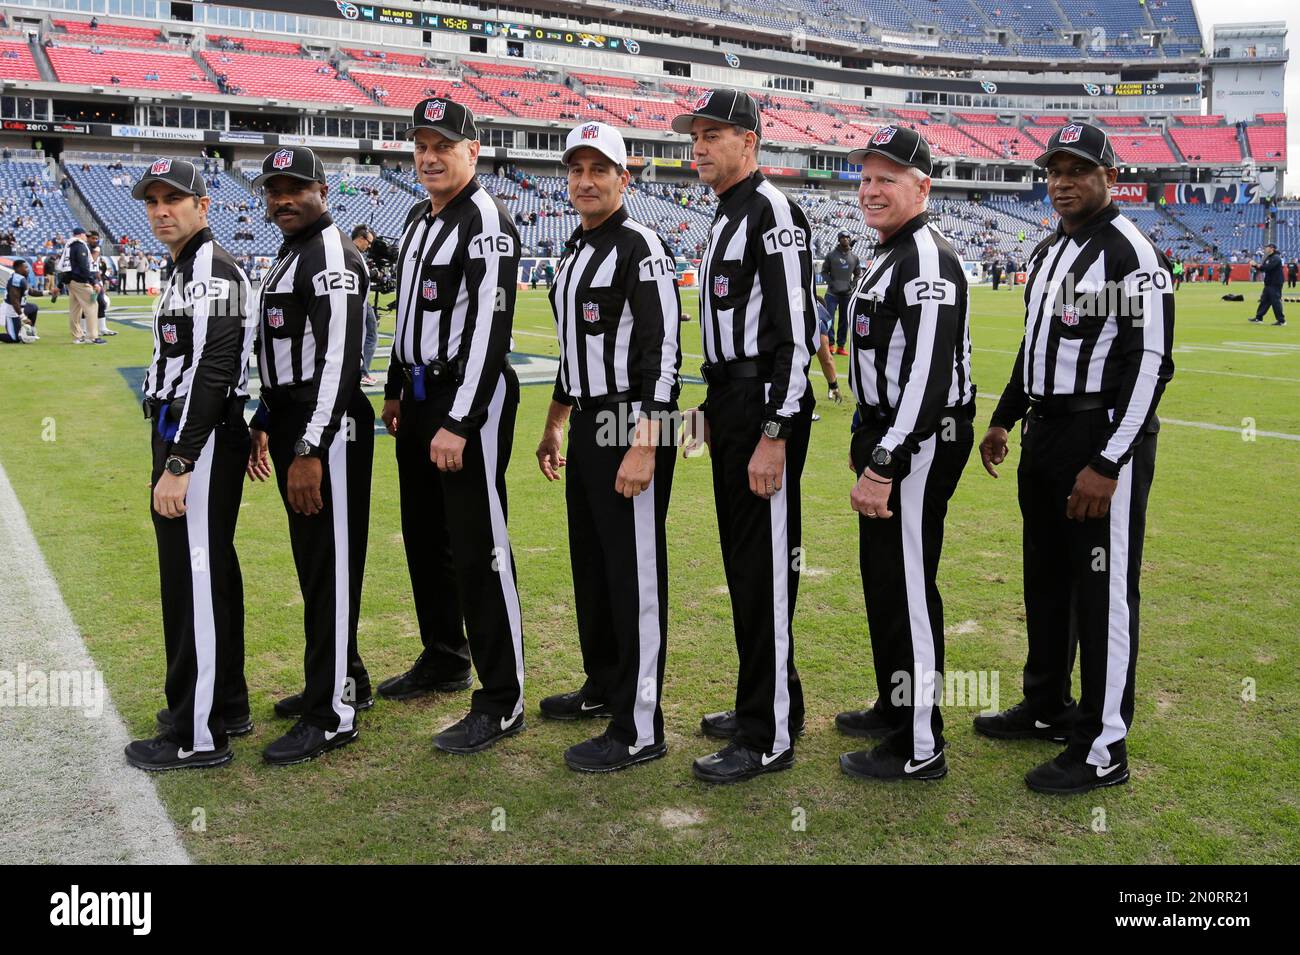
[
  {"xmin": 549, "ymin": 206, "xmax": 682, "ymax": 414},
  {"xmin": 255, "ymin": 212, "xmax": 368, "ymax": 452},
  {"xmin": 989, "ymin": 202, "xmax": 1175, "ymax": 477},
  {"xmin": 143, "ymin": 227, "xmax": 255, "ymax": 461},
  {"xmin": 383, "ymin": 180, "xmax": 520, "ymax": 437},
  {"xmin": 697, "ymin": 170, "xmax": 817, "ymax": 420},
  {"xmin": 848, "ymin": 212, "xmax": 975, "ymax": 477}
]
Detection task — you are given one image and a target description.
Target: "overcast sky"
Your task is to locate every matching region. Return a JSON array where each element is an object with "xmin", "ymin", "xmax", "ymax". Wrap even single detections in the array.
[{"xmin": 1192, "ymin": 0, "xmax": 1296, "ymax": 170}]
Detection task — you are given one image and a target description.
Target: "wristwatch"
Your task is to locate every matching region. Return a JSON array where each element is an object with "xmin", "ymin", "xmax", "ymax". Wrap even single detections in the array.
[
  {"xmin": 870, "ymin": 446, "xmax": 893, "ymax": 470},
  {"xmin": 164, "ymin": 455, "xmax": 194, "ymax": 476},
  {"xmin": 293, "ymin": 438, "xmax": 319, "ymax": 458},
  {"xmin": 761, "ymin": 418, "xmax": 791, "ymax": 441}
]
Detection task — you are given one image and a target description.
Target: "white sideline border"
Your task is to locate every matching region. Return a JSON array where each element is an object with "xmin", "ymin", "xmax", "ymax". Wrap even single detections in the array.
[{"xmin": 0, "ymin": 459, "xmax": 189, "ymax": 865}]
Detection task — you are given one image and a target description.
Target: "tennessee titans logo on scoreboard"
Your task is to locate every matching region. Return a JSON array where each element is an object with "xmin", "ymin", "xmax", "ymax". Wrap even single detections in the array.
[
  {"xmin": 267, "ymin": 307, "xmax": 285, "ymax": 328},
  {"xmin": 272, "ymin": 149, "xmax": 294, "ymax": 170},
  {"xmin": 713, "ymin": 275, "xmax": 729, "ymax": 297},
  {"xmin": 161, "ymin": 323, "xmax": 178, "ymax": 344},
  {"xmin": 582, "ymin": 302, "xmax": 600, "ymax": 324},
  {"xmin": 871, "ymin": 126, "xmax": 897, "ymax": 146},
  {"xmin": 335, "ymin": 1, "xmax": 360, "ymax": 20},
  {"xmin": 422, "ymin": 280, "xmax": 437, "ymax": 301},
  {"xmin": 424, "ymin": 100, "xmax": 447, "ymax": 122},
  {"xmin": 149, "ymin": 158, "xmax": 172, "ymax": 175},
  {"xmin": 980, "ymin": 80, "xmax": 997, "ymax": 94},
  {"xmin": 855, "ymin": 312, "xmax": 869, "ymax": 337},
  {"xmin": 1060, "ymin": 124, "xmax": 1083, "ymax": 144},
  {"xmin": 581, "ymin": 124, "xmax": 600, "ymax": 140}
]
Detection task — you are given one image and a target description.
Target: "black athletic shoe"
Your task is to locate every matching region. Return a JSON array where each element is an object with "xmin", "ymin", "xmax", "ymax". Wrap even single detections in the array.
[
  {"xmin": 563, "ymin": 731, "xmax": 666, "ymax": 773},
  {"xmin": 699, "ymin": 709, "xmax": 804, "ymax": 740},
  {"xmin": 834, "ymin": 705, "xmax": 893, "ymax": 739},
  {"xmin": 691, "ymin": 741, "xmax": 793, "ymax": 784},
  {"xmin": 273, "ymin": 689, "xmax": 374, "ymax": 719},
  {"xmin": 1274, "ymin": 319, "xmax": 1288, "ymax": 326},
  {"xmin": 539, "ymin": 689, "xmax": 610, "ymax": 720},
  {"xmin": 1249, "ymin": 317, "xmax": 1264, "ymax": 323},
  {"xmin": 973, "ymin": 701, "xmax": 1074, "ymax": 742},
  {"xmin": 433, "ymin": 710, "xmax": 525, "ymax": 755},
  {"xmin": 1025, "ymin": 750, "xmax": 1129, "ymax": 795},
  {"xmin": 156, "ymin": 707, "xmax": 253, "ymax": 737},
  {"xmin": 377, "ymin": 661, "xmax": 473, "ymax": 701},
  {"xmin": 840, "ymin": 743, "xmax": 947, "ymax": 781},
  {"xmin": 263, "ymin": 720, "xmax": 358, "ymax": 765},
  {"xmin": 125, "ymin": 734, "xmax": 233, "ymax": 771}
]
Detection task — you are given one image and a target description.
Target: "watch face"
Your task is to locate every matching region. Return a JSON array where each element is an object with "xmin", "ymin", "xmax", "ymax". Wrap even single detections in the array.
[
  {"xmin": 294, "ymin": 440, "xmax": 310, "ymax": 456},
  {"xmin": 871, "ymin": 447, "xmax": 890, "ymax": 466}
]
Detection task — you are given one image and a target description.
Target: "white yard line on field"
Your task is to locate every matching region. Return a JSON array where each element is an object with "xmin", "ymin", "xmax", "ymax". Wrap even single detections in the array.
[{"xmin": 0, "ymin": 460, "xmax": 188, "ymax": 864}]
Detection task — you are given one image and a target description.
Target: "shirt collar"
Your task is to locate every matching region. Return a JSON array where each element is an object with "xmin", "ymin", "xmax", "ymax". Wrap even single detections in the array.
[
  {"xmin": 428, "ymin": 179, "xmax": 480, "ymax": 220},
  {"xmin": 175, "ymin": 227, "xmax": 212, "ymax": 267},
  {"xmin": 277, "ymin": 212, "xmax": 333, "ymax": 258},
  {"xmin": 1057, "ymin": 201, "xmax": 1119, "ymax": 243},
  {"xmin": 877, "ymin": 211, "xmax": 929, "ymax": 250},
  {"xmin": 715, "ymin": 170, "xmax": 765, "ymax": 219}
]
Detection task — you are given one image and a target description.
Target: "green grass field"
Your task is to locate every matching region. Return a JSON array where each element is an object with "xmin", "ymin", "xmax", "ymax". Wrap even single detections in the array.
[{"xmin": 1, "ymin": 283, "xmax": 1297, "ymax": 863}]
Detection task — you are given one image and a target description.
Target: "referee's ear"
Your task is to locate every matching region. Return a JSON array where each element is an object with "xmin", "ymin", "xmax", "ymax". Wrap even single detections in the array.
[{"xmin": 196, "ymin": 194, "xmax": 211, "ymax": 226}]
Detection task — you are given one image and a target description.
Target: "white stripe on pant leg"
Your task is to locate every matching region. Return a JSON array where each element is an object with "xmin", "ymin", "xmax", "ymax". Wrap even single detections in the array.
[
  {"xmin": 768, "ymin": 460, "xmax": 793, "ymax": 756},
  {"xmin": 630, "ymin": 402, "xmax": 662, "ymax": 748},
  {"xmin": 479, "ymin": 373, "xmax": 526, "ymax": 718},
  {"xmin": 899, "ymin": 435, "xmax": 937, "ymax": 760},
  {"xmin": 185, "ymin": 432, "xmax": 218, "ymax": 752},
  {"xmin": 1089, "ymin": 463, "xmax": 1134, "ymax": 767},
  {"xmin": 328, "ymin": 434, "xmax": 355, "ymax": 732}
]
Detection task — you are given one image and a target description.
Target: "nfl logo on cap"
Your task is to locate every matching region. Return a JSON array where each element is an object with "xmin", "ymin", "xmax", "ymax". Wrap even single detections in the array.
[
  {"xmin": 855, "ymin": 313, "xmax": 869, "ymax": 337},
  {"xmin": 1061, "ymin": 304, "xmax": 1080, "ymax": 327},
  {"xmin": 161, "ymin": 322, "xmax": 178, "ymax": 344},
  {"xmin": 1060, "ymin": 124, "xmax": 1083, "ymax": 144},
  {"xmin": 149, "ymin": 158, "xmax": 172, "ymax": 175},
  {"xmin": 581, "ymin": 124, "xmax": 600, "ymax": 140},
  {"xmin": 422, "ymin": 279, "xmax": 437, "ymax": 301},
  {"xmin": 693, "ymin": 91, "xmax": 713, "ymax": 111},
  {"xmin": 267, "ymin": 307, "xmax": 285, "ymax": 328},
  {"xmin": 582, "ymin": 302, "xmax": 600, "ymax": 324},
  {"xmin": 424, "ymin": 100, "xmax": 446, "ymax": 122},
  {"xmin": 871, "ymin": 126, "xmax": 897, "ymax": 146},
  {"xmin": 272, "ymin": 149, "xmax": 294, "ymax": 170},
  {"xmin": 713, "ymin": 275, "xmax": 729, "ymax": 297}
]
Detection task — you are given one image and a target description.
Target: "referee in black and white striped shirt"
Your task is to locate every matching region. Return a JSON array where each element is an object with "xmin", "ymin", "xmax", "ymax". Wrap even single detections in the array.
[
  {"xmin": 673, "ymin": 89, "xmax": 818, "ymax": 784},
  {"xmin": 246, "ymin": 146, "xmax": 376, "ymax": 766},
  {"xmin": 535, "ymin": 121, "xmax": 682, "ymax": 773},
  {"xmin": 126, "ymin": 158, "xmax": 256, "ymax": 771},
  {"xmin": 379, "ymin": 98, "xmax": 527, "ymax": 756},
  {"xmin": 835, "ymin": 127, "xmax": 976, "ymax": 783},
  {"xmin": 976, "ymin": 122, "xmax": 1175, "ymax": 795}
]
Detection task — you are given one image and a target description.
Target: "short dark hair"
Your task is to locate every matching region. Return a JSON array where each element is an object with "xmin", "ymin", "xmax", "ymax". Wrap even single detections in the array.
[{"xmin": 351, "ymin": 224, "xmax": 373, "ymax": 240}]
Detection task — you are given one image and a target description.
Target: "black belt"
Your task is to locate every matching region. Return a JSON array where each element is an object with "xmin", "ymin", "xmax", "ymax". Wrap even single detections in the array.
[
  {"xmin": 400, "ymin": 358, "xmax": 464, "ymax": 388},
  {"xmin": 569, "ymin": 389, "xmax": 635, "ymax": 412},
  {"xmin": 1029, "ymin": 392, "xmax": 1116, "ymax": 419},
  {"xmin": 700, "ymin": 357, "xmax": 774, "ymax": 386},
  {"xmin": 260, "ymin": 383, "xmax": 318, "ymax": 407},
  {"xmin": 143, "ymin": 394, "xmax": 245, "ymax": 422},
  {"xmin": 856, "ymin": 402, "xmax": 892, "ymax": 425}
]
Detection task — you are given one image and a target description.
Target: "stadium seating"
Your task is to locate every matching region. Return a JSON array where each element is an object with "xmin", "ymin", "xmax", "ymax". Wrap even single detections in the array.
[
  {"xmin": 208, "ymin": 35, "xmax": 302, "ymax": 56},
  {"xmin": 466, "ymin": 76, "xmax": 600, "ymax": 121},
  {"xmin": 1246, "ymin": 124, "xmax": 1286, "ymax": 162},
  {"xmin": 1031, "ymin": 115, "xmax": 1070, "ymax": 125},
  {"xmin": 46, "ymin": 46, "xmax": 217, "ymax": 95},
  {"xmin": 587, "ymin": 94, "xmax": 676, "ymax": 131},
  {"xmin": 959, "ymin": 124, "xmax": 1040, "ymax": 161},
  {"xmin": 1175, "ymin": 114, "xmax": 1225, "ymax": 126},
  {"xmin": 200, "ymin": 50, "xmax": 373, "ymax": 106},
  {"xmin": 571, "ymin": 72, "xmax": 640, "ymax": 90},
  {"xmin": 352, "ymin": 72, "xmax": 511, "ymax": 115},
  {"xmin": 462, "ymin": 60, "xmax": 535, "ymax": 78},
  {"xmin": 0, "ymin": 161, "xmax": 81, "ymax": 256},
  {"xmin": 52, "ymin": 18, "xmax": 161, "ymax": 47},
  {"xmin": 1099, "ymin": 116, "xmax": 1148, "ymax": 127},
  {"xmin": 343, "ymin": 48, "xmax": 429, "ymax": 69},
  {"xmin": 0, "ymin": 40, "xmax": 41, "ymax": 80},
  {"xmin": 1169, "ymin": 126, "xmax": 1243, "ymax": 164},
  {"xmin": 1256, "ymin": 113, "xmax": 1286, "ymax": 124},
  {"xmin": 1110, "ymin": 133, "xmax": 1177, "ymax": 165}
]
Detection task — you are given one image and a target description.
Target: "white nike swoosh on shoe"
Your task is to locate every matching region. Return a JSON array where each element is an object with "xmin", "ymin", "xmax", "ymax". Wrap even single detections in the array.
[
  {"xmin": 760, "ymin": 751, "xmax": 784, "ymax": 766},
  {"xmin": 580, "ymin": 701, "xmax": 603, "ymax": 711},
  {"xmin": 500, "ymin": 715, "xmax": 518, "ymax": 731},
  {"xmin": 324, "ymin": 730, "xmax": 338, "ymax": 741},
  {"xmin": 1095, "ymin": 763, "xmax": 1124, "ymax": 778},
  {"xmin": 904, "ymin": 752, "xmax": 942, "ymax": 774},
  {"xmin": 1034, "ymin": 720, "xmax": 1052, "ymax": 729},
  {"xmin": 629, "ymin": 743, "xmax": 646, "ymax": 755},
  {"xmin": 176, "ymin": 748, "xmax": 195, "ymax": 759}
]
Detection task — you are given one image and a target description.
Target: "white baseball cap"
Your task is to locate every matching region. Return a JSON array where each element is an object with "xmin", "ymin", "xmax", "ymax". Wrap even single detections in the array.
[{"xmin": 562, "ymin": 121, "xmax": 627, "ymax": 169}]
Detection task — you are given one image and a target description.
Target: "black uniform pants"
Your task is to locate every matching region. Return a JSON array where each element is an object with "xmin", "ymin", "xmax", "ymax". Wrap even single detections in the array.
[
  {"xmin": 565, "ymin": 402, "xmax": 676, "ymax": 747},
  {"xmin": 1018, "ymin": 408, "xmax": 1157, "ymax": 766},
  {"xmin": 703, "ymin": 378, "xmax": 810, "ymax": 755},
  {"xmin": 1255, "ymin": 286, "xmax": 1285, "ymax": 321},
  {"xmin": 266, "ymin": 385, "xmax": 374, "ymax": 732},
  {"xmin": 151, "ymin": 413, "xmax": 250, "ymax": 751},
  {"xmin": 394, "ymin": 367, "xmax": 525, "ymax": 718},
  {"xmin": 826, "ymin": 290, "xmax": 851, "ymax": 348},
  {"xmin": 851, "ymin": 407, "xmax": 973, "ymax": 760}
]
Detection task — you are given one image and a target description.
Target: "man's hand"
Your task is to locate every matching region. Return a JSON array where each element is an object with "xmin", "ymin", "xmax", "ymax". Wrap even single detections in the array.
[
  {"xmin": 850, "ymin": 468, "xmax": 894, "ymax": 520},
  {"xmin": 430, "ymin": 428, "xmax": 467, "ymax": 473},
  {"xmin": 537, "ymin": 426, "xmax": 565, "ymax": 481},
  {"xmin": 828, "ymin": 382, "xmax": 843, "ymax": 404},
  {"xmin": 614, "ymin": 445, "xmax": 656, "ymax": 498},
  {"xmin": 152, "ymin": 470, "xmax": 190, "ymax": 519},
  {"xmin": 748, "ymin": 435, "xmax": 786, "ymax": 499},
  {"xmin": 247, "ymin": 429, "xmax": 271, "ymax": 482},
  {"xmin": 979, "ymin": 426, "xmax": 1010, "ymax": 478},
  {"xmin": 1066, "ymin": 465, "xmax": 1118, "ymax": 522},
  {"xmin": 381, "ymin": 399, "xmax": 400, "ymax": 437},
  {"xmin": 286, "ymin": 456, "xmax": 324, "ymax": 515},
  {"xmin": 681, "ymin": 406, "xmax": 710, "ymax": 458}
]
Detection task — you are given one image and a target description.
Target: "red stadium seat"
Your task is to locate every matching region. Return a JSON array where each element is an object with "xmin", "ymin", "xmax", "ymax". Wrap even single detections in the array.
[
  {"xmin": 0, "ymin": 40, "xmax": 41, "ymax": 81},
  {"xmin": 53, "ymin": 18, "xmax": 162, "ymax": 47},
  {"xmin": 1169, "ymin": 126, "xmax": 1242, "ymax": 163},
  {"xmin": 200, "ymin": 50, "xmax": 373, "ymax": 106},
  {"xmin": 570, "ymin": 71, "xmax": 640, "ymax": 90},
  {"xmin": 1246, "ymin": 124, "xmax": 1286, "ymax": 162},
  {"xmin": 47, "ymin": 46, "xmax": 217, "ymax": 95},
  {"xmin": 1111, "ymin": 133, "xmax": 1176, "ymax": 164},
  {"xmin": 351, "ymin": 71, "xmax": 511, "ymax": 115}
]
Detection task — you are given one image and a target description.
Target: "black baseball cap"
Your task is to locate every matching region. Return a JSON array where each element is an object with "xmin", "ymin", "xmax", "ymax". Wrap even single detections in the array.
[
  {"xmin": 847, "ymin": 125, "xmax": 933, "ymax": 177},
  {"xmin": 671, "ymin": 88, "xmax": 761, "ymax": 136},
  {"xmin": 252, "ymin": 146, "xmax": 326, "ymax": 189},
  {"xmin": 131, "ymin": 157, "xmax": 207, "ymax": 199},
  {"xmin": 403, "ymin": 97, "xmax": 477, "ymax": 142},
  {"xmin": 1034, "ymin": 122, "xmax": 1117, "ymax": 168}
]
